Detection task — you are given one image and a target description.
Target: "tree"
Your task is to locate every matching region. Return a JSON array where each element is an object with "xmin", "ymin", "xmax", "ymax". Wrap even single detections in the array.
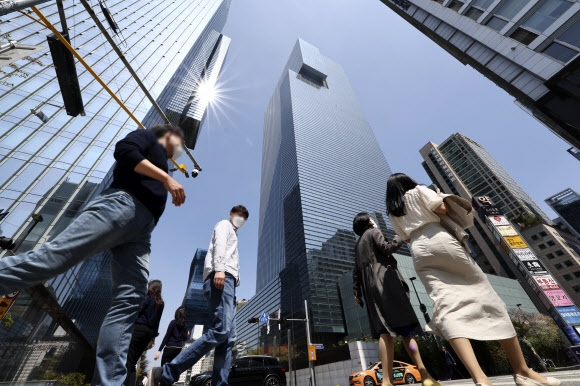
[
  {"xmin": 513, "ymin": 214, "xmax": 543, "ymax": 229},
  {"xmin": 41, "ymin": 371, "xmax": 89, "ymax": 386},
  {"xmin": 1, "ymin": 312, "xmax": 14, "ymax": 328}
]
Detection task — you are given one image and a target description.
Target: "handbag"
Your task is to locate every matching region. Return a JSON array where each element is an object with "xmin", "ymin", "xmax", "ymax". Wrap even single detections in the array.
[{"xmin": 437, "ymin": 194, "xmax": 474, "ymax": 253}]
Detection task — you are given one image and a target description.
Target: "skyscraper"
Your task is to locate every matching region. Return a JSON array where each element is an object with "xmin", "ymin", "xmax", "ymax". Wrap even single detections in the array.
[
  {"xmin": 0, "ymin": 0, "xmax": 230, "ymax": 380},
  {"xmin": 257, "ymin": 39, "xmax": 397, "ymax": 346},
  {"xmin": 183, "ymin": 249, "xmax": 212, "ymax": 334},
  {"xmin": 546, "ymin": 188, "xmax": 580, "ymax": 237},
  {"xmin": 378, "ymin": 0, "xmax": 580, "ymax": 148}
]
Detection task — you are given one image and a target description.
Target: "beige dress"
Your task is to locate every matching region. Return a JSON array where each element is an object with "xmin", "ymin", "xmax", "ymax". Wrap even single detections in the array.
[{"xmin": 389, "ymin": 186, "xmax": 516, "ymax": 341}]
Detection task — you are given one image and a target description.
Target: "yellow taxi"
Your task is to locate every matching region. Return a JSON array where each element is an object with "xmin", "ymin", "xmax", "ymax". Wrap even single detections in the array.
[{"xmin": 349, "ymin": 361, "xmax": 422, "ymax": 386}]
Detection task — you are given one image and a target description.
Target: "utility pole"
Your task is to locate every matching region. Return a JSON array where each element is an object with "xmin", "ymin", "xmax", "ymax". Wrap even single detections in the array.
[
  {"xmin": 304, "ymin": 299, "xmax": 316, "ymax": 386},
  {"xmin": 287, "ymin": 328, "xmax": 293, "ymax": 386}
]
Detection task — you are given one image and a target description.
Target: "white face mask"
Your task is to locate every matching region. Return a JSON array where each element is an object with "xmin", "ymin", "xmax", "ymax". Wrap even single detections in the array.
[
  {"xmin": 172, "ymin": 143, "xmax": 184, "ymax": 160},
  {"xmin": 232, "ymin": 216, "xmax": 246, "ymax": 229}
]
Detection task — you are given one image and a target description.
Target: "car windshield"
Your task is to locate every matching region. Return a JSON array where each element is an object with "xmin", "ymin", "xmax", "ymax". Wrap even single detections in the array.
[{"xmin": 367, "ymin": 362, "xmax": 379, "ymax": 370}]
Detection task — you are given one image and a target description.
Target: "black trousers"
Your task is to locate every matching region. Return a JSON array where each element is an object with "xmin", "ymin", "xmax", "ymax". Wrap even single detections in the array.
[
  {"xmin": 125, "ymin": 323, "xmax": 156, "ymax": 386},
  {"xmin": 161, "ymin": 346, "xmax": 183, "ymax": 366}
]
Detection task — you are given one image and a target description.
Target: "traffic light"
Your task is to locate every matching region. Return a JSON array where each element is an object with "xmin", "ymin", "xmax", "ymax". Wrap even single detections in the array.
[{"xmin": 247, "ymin": 318, "xmax": 259, "ymax": 324}]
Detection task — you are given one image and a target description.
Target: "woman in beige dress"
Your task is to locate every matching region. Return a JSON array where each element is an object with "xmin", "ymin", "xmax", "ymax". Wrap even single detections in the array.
[{"xmin": 386, "ymin": 173, "xmax": 559, "ymax": 386}]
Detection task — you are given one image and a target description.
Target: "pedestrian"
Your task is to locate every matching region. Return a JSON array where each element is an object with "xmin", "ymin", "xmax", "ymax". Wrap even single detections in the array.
[
  {"xmin": 442, "ymin": 346, "xmax": 456, "ymax": 380},
  {"xmin": 159, "ymin": 205, "xmax": 249, "ymax": 386},
  {"xmin": 386, "ymin": 173, "xmax": 560, "ymax": 386},
  {"xmin": 125, "ymin": 280, "xmax": 165, "ymax": 386},
  {"xmin": 154, "ymin": 306, "xmax": 190, "ymax": 365},
  {"xmin": 352, "ymin": 212, "xmax": 440, "ymax": 386},
  {"xmin": 519, "ymin": 334, "xmax": 548, "ymax": 373},
  {"xmin": 0, "ymin": 124, "xmax": 186, "ymax": 386}
]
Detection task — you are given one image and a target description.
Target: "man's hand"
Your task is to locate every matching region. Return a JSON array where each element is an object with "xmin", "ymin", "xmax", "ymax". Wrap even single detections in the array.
[
  {"xmin": 163, "ymin": 175, "xmax": 186, "ymax": 206},
  {"xmin": 154, "ymin": 351, "xmax": 161, "ymax": 361},
  {"xmin": 213, "ymin": 271, "xmax": 226, "ymax": 290}
]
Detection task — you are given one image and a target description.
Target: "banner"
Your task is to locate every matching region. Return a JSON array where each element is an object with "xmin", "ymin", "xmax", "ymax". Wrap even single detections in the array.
[
  {"xmin": 533, "ymin": 275, "xmax": 561, "ymax": 291},
  {"xmin": 522, "ymin": 260, "xmax": 548, "ymax": 275},
  {"xmin": 510, "ymin": 248, "xmax": 537, "ymax": 262},
  {"xmin": 496, "ymin": 225, "xmax": 518, "ymax": 237},
  {"xmin": 557, "ymin": 306, "xmax": 580, "ymax": 325},
  {"xmin": 545, "ymin": 289, "xmax": 574, "ymax": 307},
  {"xmin": 503, "ymin": 235, "xmax": 528, "ymax": 249},
  {"xmin": 488, "ymin": 215, "xmax": 510, "ymax": 227}
]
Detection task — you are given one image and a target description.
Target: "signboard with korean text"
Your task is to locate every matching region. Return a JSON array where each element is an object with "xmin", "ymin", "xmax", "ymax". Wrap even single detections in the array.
[
  {"xmin": 488, "ymin": 215, "xmax": 510, "ymax": 227},
  {"xmin": 522, "ymin": 260, "xmax": 548, "ymax": 275},
  {"xmin": 308, "ymin": 345, "xmax": 316, "ymax": 361},
  {"xmin": 557, "ymin": 306, "xmax": 580, "ymax": 325},
  {"xmin": 533, "ymin": 275, "xmax": 561, "ymax": 291},
  {"xmin": 511, "ymin": 248, "xmax": 537, "ymax": 262},
  {"xmin": 545, "ymin": 290, "xmax": 574, "ymax": 307},
  {"xmin": 499, "ymin": 238, "xmax": 511, "ymax": 254},
  {"xmin": 496, "ymin": 225, "xmax": 518, "ymax": 237},
  {"xmin": 503, "ymin": 235, "xmax": 528, "ymax": 249}
]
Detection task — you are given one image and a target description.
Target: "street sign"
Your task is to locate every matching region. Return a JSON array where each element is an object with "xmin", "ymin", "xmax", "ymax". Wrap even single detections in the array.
[
  {"xmin": 557, "ymin": 306, "xmax": 580, "ymax": 325},
  {"xmin": 315, "ymin": 344, "xmax": 324, "ymax": 350},
  {"xmin": 259, "ymin": 311, "xmax": 269, "ymax": 323},
  {"xmin": 308, "ymin": 345, "xmax": 316, "ymax": 361},
  {"xmin": 0, "ymin": 297, "xmax": 13, "ymax": 321}
]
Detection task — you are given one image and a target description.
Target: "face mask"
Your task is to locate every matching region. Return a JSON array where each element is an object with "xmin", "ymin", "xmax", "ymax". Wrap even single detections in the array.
[
  {"xmin": 173, "ymin": 143, "xmax": 184, "ymax": 160},
  {"xmin": 232, "ymin": 216, "xmax": 246, "ymax": 229}
]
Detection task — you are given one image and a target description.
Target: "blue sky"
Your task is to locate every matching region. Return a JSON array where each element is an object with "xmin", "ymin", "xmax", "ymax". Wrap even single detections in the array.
[{"xmin": 144, "ymin": 0, "xmax": 580, "ymax": 362}]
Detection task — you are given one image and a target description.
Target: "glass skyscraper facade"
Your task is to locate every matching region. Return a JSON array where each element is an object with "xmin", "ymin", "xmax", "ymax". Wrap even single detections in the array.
[
  {"xmin": 183, "ymin": 249, "xmax": 212, "ymax": 334},
  {"xmin": 256, "ymin": 39, "xmax": 397, "ymax": 347},
  {"xmin": 0, "ymin": 0, "xmax": 230, "ymax": 380},
  {"xmin": 378, "ymin": 0, "xmax": 580, "ymax": 149},
  {"xmin": 546, "ymin": 188, "xmax": 580, "ymax": 237}
]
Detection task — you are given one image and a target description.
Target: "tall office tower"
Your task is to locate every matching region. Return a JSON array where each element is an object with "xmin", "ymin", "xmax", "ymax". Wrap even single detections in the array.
[
  {"xmin": 183, "ymin": 249, "xmax": 212, "ymax": 334},
  {"xmin": 546, "ymin": 188, "xmax": 580, "ymax": 237},
  {"xmin": 257, "ymin": 39, "xmax": 396, "ymax": 348},
  {"xmin": 378, "ymin": 0, "xmax": 580, "ymax": 148},
  {"xmin": 420, "ymin": 133, "xmax": 555, "ymax": 309},
  {"xmin": 0, "ymin": 0, "xmax": 230, "ymax": 380}
]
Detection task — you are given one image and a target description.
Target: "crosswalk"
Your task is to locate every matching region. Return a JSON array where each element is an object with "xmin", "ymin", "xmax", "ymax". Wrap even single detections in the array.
[{"xmin": 443, "ymin": 370, "xmax": 580, "ymax": 386}]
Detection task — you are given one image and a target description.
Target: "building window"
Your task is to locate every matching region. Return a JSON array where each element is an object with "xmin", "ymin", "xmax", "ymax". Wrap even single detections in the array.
[
  {"xmin": 547, "ymin": 240, "xmax": 556, "ymax": 246},
  {"xmin": 448, "ymin": 0, "xmax": 465, "ymax": 11},
  {"xmin": 466, "ymin": 7, "xmax": 484, "ymax": 20},
  {"xmin": 546, "ymin": 253, "xmax": 555, "ymax": 259},
  {"xmin": 539, "ymin": 244, "xmax": 547, "ymax": 250},
  {"xmin": 510, "ymin": 28, "xmax": 539, "ymax": 44},
  {"xmin": 556, "ymin": 250, "xmax": 565, "ymax": 256},
  {"xmin": 564, "ymin": 274, "xmax": 573, "ymax": 281},
  {"xmin": 574, "ymin": 271, "xmax": 580, "ymax": 278},
  {"xmin": 486, "ymin": 0, "xmax": 531, "ymax": 31},
  {"xmin": 543, "ymin": 19, "xmax": 580, "ymax": 62},
  {"xmin": 555, "ymin": 263, "xmax": 564, "ymax": 270},
  {"xmin": 531, "ymin": 235, "xmax": 539, "ymax": 240},
  {"xmin": 539, "ymin": 231, "xmax": 548, "ymax": 237},
  {"xmin": 574, "ymin": 285, "xmax": 580, "ymax": 293},
  {"xmin": 565, "ymin": 260, "xmax": 574, "ymax": 267},
  {"xmin": 521, "ymin": 0, "xmax": 573, "ymax": 33}
]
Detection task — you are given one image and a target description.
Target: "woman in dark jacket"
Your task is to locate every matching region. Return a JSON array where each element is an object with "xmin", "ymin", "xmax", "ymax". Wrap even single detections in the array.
[
  {"xmin": 352, "ymin": 212, "xmax": 439, "ymax": 386},
  {"xmin": 154, "ymin": 306, "xmax": 190, "ymax": 365},
  {"xmin": 125, "ymin": 280, "xmax": 165, "ymax": 386}
]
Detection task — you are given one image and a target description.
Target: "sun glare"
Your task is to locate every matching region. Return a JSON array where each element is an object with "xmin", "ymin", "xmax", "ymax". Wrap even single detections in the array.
[{"xmin": 197, "ymin": 82, "xmax": 216, "ymax": 104}]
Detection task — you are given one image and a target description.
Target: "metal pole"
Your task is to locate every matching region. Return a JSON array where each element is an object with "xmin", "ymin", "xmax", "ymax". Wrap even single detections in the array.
[
  {"xmin": 0, "ymin": 0, "xmax": 51, "ymax": 16},
  {"xmin": 287, "ymin": 328, "xmax": 293, "ymax": 386},
  {"xmin": 55, "ymin": 0, "xmax": 68, "ymax": 33},
  {"xmin": 304, "ymin": 299, "xmax": 316, "ymax": 386}
]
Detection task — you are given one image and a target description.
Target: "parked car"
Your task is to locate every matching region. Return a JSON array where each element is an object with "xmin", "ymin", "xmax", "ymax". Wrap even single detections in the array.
[
  {"xmin": 349, "ymin": 361, "xmax": 422, "ymax": 386},
  {"xmin": 190, "ymin": 355, "xmax": 287, "ymax": 386}
]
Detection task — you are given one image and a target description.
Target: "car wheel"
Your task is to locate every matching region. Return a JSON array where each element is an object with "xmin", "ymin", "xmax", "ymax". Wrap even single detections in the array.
[
  {"xmin": 203, "ymin": 380, "xmax": 212, "ymax": 386},
  {"xmin": 363, "ymin": 376, "xmax": 376, "ymax": 386},
  {"xmin": 405, "ymin": 374, "xmax": 417, "ymax": 384},
  {"xmin": 265, "ymin": 375, "xmax": 280, "ymax": 386}
]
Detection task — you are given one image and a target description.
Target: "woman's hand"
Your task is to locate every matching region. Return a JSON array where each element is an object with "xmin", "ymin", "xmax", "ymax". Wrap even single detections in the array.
[{"xmin": 154, "ymin": 351, "xmax": 161, "ymax": 361}]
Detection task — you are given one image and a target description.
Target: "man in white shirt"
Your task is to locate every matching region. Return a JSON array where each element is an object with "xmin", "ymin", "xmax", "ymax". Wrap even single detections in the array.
[{"xmin": 160, "ymin": 205, "xmax": 249, "ymax": 386}]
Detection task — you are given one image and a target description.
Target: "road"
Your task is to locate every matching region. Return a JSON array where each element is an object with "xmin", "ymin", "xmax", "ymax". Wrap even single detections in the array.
[{"xmin": 443, "ymin": 370, "xmax": 580, "ymax": 385}]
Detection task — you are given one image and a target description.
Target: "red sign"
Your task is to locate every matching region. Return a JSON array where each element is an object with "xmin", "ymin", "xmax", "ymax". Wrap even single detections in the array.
[
  {"xmin": 533, "ymin": 275, "xmax": 561, "ymax": 291},
  {"xmin": 4, "ymin": 291, "xmax": 20, "ymax": 300}
]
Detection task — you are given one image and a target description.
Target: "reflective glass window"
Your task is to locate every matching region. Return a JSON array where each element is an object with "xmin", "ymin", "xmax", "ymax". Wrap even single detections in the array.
[
  {"xmin": 558, "ymin": 19, "xmax": 580, "ymax": 49},
  {"xmin": 522, "ymin": 0, "xmax": 573, "ymax": 33},
  {"xmin": 543, "ymin": 42, "xmax": 579, "ymax": 62}
]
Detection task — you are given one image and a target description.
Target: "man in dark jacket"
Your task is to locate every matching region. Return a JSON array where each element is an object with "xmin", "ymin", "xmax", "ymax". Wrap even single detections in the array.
[
  {"xmin": 0, "ymin": 124, "xmax": 186, "ymax": 386},
  {"xmin": 442, "ymin": 346, "xmax": 457, "ymax": 380}
]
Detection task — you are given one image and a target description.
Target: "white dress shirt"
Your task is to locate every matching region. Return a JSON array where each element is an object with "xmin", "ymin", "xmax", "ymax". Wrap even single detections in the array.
[{"xmin": 204, "ymin": 220, "xmax": 240, "ymax": 286}]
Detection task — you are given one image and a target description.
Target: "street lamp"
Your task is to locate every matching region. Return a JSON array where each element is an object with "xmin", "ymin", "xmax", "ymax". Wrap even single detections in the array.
[{"xmin": 409, "ymin": 277, "xmax": 431, "ymax": 324}]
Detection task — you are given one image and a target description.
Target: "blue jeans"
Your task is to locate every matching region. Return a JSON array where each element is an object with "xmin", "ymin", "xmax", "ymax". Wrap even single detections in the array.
[
  {"xmin": 162, "ymin": 275, "xmax": 236, "ymax": 386},
  {"xmin": 0, "ymin": 189, "xmax": 156, "ymax": 386}
]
